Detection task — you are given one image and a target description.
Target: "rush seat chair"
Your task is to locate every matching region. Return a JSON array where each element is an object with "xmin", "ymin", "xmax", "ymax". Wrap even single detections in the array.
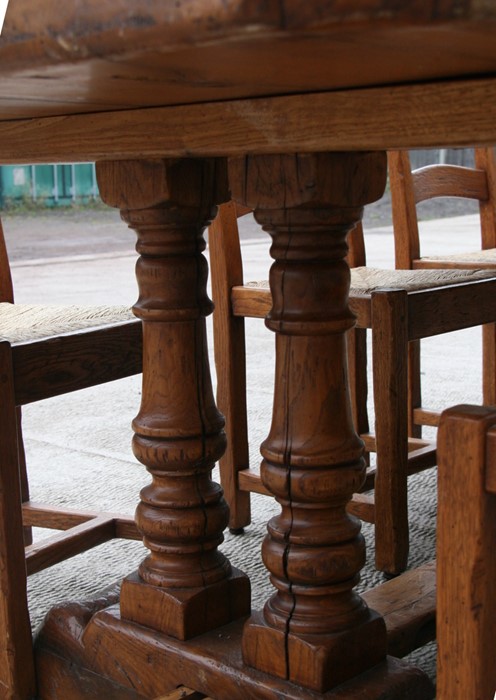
[
  {"xmin": 0, "ymin": 216, "xmax": 142, "ymax": 698},
  {"xmin": 389, "ymin": 148, "xmax": 496, "ymax": 436},
  {"xmin": 209, "ymin": 199, "xmax": 496, "ymax": 578}
]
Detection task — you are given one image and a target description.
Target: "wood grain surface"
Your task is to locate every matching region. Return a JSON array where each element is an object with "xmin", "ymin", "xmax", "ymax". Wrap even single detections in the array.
[{"xmin": 1, "ymin": 2, "xmax": 496, "ymax": 139}]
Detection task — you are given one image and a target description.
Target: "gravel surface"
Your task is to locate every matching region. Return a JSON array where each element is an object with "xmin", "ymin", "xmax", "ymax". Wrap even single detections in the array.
[
  {"xmin": 363, "ymin": 188, "xmax": 479, "ymax": 229},
  {"xmin": 1, "ymin": 192, "xmax": 478, "ymax": 263},
  {"xmin": 3, "ymin": 205, "xmax": 134, "ymax": 262}
]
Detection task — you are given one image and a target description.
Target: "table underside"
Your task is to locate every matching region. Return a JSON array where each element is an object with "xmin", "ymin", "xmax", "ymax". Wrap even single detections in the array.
[{"xmin": 1, "ymin": 4, "xmax": 496, "ymax": 161}]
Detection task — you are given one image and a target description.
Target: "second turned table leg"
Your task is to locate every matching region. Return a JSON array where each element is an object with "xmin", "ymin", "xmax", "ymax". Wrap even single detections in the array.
[{"xmin": 229, "ymin": 152, "xmax": 414, "ymax": 693}]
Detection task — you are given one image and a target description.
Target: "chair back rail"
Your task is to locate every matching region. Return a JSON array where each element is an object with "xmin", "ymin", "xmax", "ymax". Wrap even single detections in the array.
[
  {"xmin": 389, "ymin": 147, "xmax": 496, "ymax": 269},
  {"xmin": 389, "ymin": 146, "xmax": 496, "ymax": 407}
]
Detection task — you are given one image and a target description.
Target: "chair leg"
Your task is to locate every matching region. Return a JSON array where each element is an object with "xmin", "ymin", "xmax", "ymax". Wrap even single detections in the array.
[
  {"xmin": 0, "ymin": 343, "xmax": 36, "ymax": 698},
  {"xmin": 482, "ymin": 322, "xmax": 496, "ymax": 405},
  {"xmin": 437, "ymin": 405, "xmax": 496, "ymax": 699},
  {"xmin": 209, "ymin": 203, "xmax": 251, "ymax": 531},
  {"xmin": 407, "ymin": 340, "xmax": 422, "ymax": 439},
  {"xmin": 371, "ymin": 291, "xmax": 409, "ymax": 576},
  {"xmin": 16, "ymin": 407, "xmax": 33, "ymax": 546},
  {"xmin": 347, "ymin": 326, "xmax": 370, "ymax": 465},
  {"xmin": 347, "ymin": 326, "xmax": 369, "ymax": 435},
  {"xmin": 215, "ymin": 312, "xmax": 251, "ymax": 532}
]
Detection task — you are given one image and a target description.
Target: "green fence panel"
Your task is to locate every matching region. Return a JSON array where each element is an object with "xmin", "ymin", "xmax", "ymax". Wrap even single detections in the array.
[
  {"xmin": 74, "ymin": 163, "xmax": 97, "ymax": 202},
  {"xmin": 0, "ymin": 163, "xmax": 99, "ymax": 206},
  {"xmin": 33, "ymin": 164, "xmax": 55, "ymax": 204},
  {"xmin": 0, "ymin": 165, "xmax": 31, "ymax": 205}
]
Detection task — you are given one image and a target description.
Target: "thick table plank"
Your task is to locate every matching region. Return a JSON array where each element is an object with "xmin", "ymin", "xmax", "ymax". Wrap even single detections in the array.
[
  {"xmin": 1, "ymin": 77, "xmax": 496, "ymax": 164},
  {"xmin": 1, "ymin": 2, "xmax": 496, "ymax": 122}
]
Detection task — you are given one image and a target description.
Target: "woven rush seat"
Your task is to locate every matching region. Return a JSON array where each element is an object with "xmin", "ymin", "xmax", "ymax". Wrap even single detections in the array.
[
  {"xmin": 413, "ymin": 248, "xmax": 496, "ymax": 264},
  {"xmin": 0, "ymin": 303, "xmax": 135, "ymax": 343},
  {"xmin": 245, "ymin": 266, "xmax": 496, "ymax": 297},
  {"xmin": 350, "ymin": 266, "xmax": 496, "ymax": 294}
]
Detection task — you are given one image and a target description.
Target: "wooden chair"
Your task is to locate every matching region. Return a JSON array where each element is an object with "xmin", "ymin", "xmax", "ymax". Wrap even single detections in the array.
[
  {"xmin": 390, "ymin": 148, "xmax": 496, "ymax": 428},
  {"xmin": 209, "ymin": 200, "xmax": 496, "ymax": 578},
  {"xmin": 436, "ymin": 403, "xmax": 496, "ymax": 699},
  {"xmin": 0, "ymin": 216, "xmax": 143, "ymax": 698}
]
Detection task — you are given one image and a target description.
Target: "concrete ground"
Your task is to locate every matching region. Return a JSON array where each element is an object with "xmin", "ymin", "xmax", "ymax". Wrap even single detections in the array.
[{"xmin": 2, "ymin": 206, "xmax": 487, "ymax": 685}]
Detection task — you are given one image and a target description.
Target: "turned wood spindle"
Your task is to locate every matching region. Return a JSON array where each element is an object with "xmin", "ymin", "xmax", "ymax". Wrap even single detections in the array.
[
  {"xmin": 96, "ymin": 158, "xmax": 250, "ymax": 642},
  {"xmin": 230, "ymin": 152, "xmax": 389, "ymax": 693}
]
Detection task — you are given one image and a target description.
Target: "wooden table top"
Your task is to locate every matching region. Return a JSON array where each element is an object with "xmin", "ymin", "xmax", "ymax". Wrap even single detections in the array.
[{"xmin": 1, "ymin": 1, "xmax": 496, "ymax": 162}]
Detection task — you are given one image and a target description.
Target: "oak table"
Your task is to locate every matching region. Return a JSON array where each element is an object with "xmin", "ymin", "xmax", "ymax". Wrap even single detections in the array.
[{"xmin": 1, "ymin": 3, "xmax": 496, "ymax": 699}]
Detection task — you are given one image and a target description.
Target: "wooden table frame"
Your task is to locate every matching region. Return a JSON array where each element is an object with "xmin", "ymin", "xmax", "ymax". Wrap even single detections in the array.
[
  {"xmin": 2, "ymin": 4, "xmax": 496, "ymax": 699},
  {"xmin": 0, "ymin": 77, "xmax": 495, "ymax": 164}
]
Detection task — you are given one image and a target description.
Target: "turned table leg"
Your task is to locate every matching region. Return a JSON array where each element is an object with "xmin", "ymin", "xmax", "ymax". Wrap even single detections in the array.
[
  {"xmin": 230, "ymin": 152, "xmax": 390, "ymax": 693},
  {"xmin": 96, "ymin": 158, "xmax": 250, "ymax": 640}
]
